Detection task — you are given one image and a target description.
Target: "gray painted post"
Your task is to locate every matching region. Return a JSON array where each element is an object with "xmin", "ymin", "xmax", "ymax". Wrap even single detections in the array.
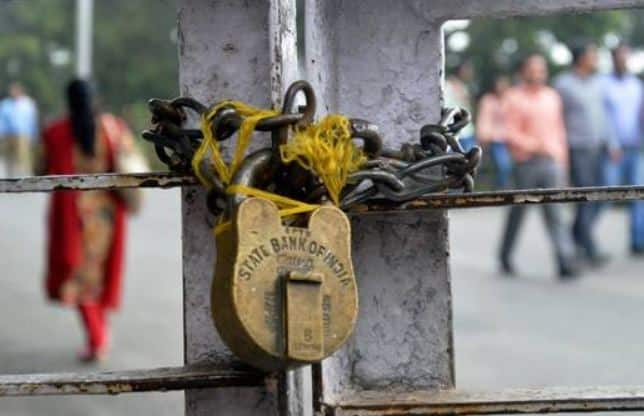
[
  {"xmin": 178, "ymin": 1, "xmax": 309, "ymax": 415},
  {"xmin": 302, "ymin": 0, "xmax": 644, "ymax": 409},
  {"xmin": 302, "ymin": 0, "xmax": 453, "ymax": 405}
]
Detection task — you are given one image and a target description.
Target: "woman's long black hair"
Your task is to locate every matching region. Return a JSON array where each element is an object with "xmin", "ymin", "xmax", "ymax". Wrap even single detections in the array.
[{"xmin": 66, "ymin": 79, "xmax": 96, "ymax": 156}]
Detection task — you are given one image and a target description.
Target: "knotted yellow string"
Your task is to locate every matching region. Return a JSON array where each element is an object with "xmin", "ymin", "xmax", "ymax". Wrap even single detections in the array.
[
  {"xmin": 214, "ymin": 185, "xmax": 320, "ymax": 235},
  {"xmin": 193, "ymin": 102, "xmax": 363, "ymax": 234},
  {"xmin": 192, "ymin": 101, "xmax": 279, "ymax": 188},
  {"xmin": 280, "ymin": 114, "xmax": 366, "ymax": 205}
]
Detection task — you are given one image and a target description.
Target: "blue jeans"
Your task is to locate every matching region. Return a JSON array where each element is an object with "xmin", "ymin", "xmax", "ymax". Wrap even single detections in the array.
[
  {"xmin": 603, "ymin": 149, "xmax": 644, "ymax": 250},
  {"xmin": 489, "ymin": 142, "xmax": 513, "ymax": 189},
  {"xmin": 569, "ymin": 147, "xmax": 603, "ymax": 257},
  {"xmin": 459, "ymin": 135, "xmax": 476, "ymax": 152}
]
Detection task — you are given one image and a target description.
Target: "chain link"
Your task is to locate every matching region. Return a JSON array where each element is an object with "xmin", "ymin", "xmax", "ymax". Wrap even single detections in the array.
[{"xmin": 142, "ymin": 81, "xmax": 481, "ymax": 213}]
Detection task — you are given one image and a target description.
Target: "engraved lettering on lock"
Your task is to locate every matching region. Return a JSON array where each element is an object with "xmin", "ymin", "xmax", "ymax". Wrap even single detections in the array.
[
  {"xmin": 308, "ymin": 240, "xmax": 318, "ymax": 255},
  {"xmin": 263, "ymin": 291, "xmax": 279, "ymax": 331},
  {"xmin": 321, "ymin": 250, "xmax": 352, "ymax": 287},
  {"xmin": 323, "ymin": 295, "xmax": 331, "ymax": 337},
  {"xmin": 285, "ymin": 227, "xmax": 311, "ymax": 238},
  {"xmin": 240, "ymin": 268, "xmax": 251, "ymax": 281},
  {"xmin": 238, "ymin": 244, "xmax": 272, "ymax": 281},
  {"xmin": 292, "ymin": 341, "xmax": 321, "ymax": 351},
  {"xmin": 263, "ymin": 233, "xmax": 352, "ymax": 287},
  {"xmin": 317, "ymin": 244, "xmax": 327, "ymax": 258},
  {"xmin": 270, "ymin": 238, "xmax": 281, "ymax": 254},
  {"xmin": 270, "ymin": 236, "xmax": 310, "ymax": 254},
  {"xmin": 277, "ymin": 254, "xmax": 313, "ymax": 275}
]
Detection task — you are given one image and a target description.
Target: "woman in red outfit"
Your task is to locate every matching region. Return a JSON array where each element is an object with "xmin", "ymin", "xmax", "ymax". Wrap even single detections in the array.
[{"xmin": 41, "ymin": 80, "xmax": 133, "ymax": 361}]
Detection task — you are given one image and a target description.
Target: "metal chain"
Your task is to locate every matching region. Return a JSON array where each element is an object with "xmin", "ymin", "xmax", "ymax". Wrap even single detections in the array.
[
  {"xmin": 142, "ymin": 81, "xmax": 481, "ymax": 213},
  {"xmin": 340, "ymin": 107, "xmax": 481, "ymax": 209}
]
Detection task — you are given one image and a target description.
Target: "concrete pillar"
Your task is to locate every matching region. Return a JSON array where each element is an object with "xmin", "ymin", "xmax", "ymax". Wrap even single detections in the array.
[
  {"xmin": 301, "ymin": 0, "xmax": 453, "ymax": 407},
  {"xmin": 178, "ymin": 1, "xmax": 306, "ymax": 415}
]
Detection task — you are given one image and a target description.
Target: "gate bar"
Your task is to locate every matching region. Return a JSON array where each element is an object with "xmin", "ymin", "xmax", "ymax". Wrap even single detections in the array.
[
  {"xmin": 2, "ymin": 173, "xmax": 643, "ymax": 210},
  {"xmin": 330, "ymin": 386, "xmax": 644, "ymax": 415},
  {"xmin": 409, "ymin": 185, "xmax": 644, "ymax": 210},
  {"xmin": 0, "ymin": 172, "xmax": 195, "ymax": 193},
  {"xmin": 0, "ymin": 364, "xmax": 262, "ymax": 396},
  {"xmin": 431, "ymin": 0, "xmax": 644, "ymax": 20}
]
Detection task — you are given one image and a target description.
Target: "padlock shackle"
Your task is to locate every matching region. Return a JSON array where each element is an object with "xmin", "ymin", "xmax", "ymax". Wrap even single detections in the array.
[{"xmin": 228, "ymin": 149, "xmax": 273, "ymax": 213}]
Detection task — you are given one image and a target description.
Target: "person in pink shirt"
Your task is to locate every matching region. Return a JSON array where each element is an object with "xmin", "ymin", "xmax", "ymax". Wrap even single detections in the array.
[
  {"xmin": 476, "ymin": 75, "xmax": 512, "ymax": 188},
  {"xmin": 499, "ymin": 53, "xmax": 579, "ymax": 280}
]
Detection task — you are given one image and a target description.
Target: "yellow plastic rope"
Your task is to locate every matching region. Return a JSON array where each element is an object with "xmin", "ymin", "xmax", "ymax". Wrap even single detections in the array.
[
  {"xmin": 280, "ymin": 114, "xmax": 366, "ymax": 205},
  {"xmin": 193, "ymin": 101, "xmax": 279, "ymax": 188},
  {"xmin": 214, "ymin": 185, "xmax": 320, "ymax": 235}
]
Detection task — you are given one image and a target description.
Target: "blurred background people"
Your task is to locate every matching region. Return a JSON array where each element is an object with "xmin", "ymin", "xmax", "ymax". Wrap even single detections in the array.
[
  {"xmin": 0, "ymin": 82, "xmax": 37, "ymax": 177},
  {"xmin": 445, "ymin": 61, "xmax": 477, "ymax": 151},
  {"xmin": 601, "ymin": 45, "xmax": 644, "ymax": 255},
  {"xmin": 555, "ymin": 42, "xmax": 618, "ymax": 266},
  {"xmin": 41, "ymin": 79, "xmax": 139, "ymax": 362},
  {"xmin": 476, "ymin": 75, "xmax": 513, "ymax": 189},
  {"xmin": 499, "ymin": 54, "xmax": 579, "ymax": 279}
]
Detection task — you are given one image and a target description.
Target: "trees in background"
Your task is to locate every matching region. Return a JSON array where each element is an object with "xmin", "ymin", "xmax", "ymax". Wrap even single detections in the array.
[
  {"xmin": 445, "ymin": 10, "xmax": 644, "ymax": 96},
  {"xmin": 0, "ymin": 0, "xmax": 178, "ymax": 133},
  {"xmin": 3, "ymin": 3, "xmax": 644, "ymax": 127},
  {"xmin": 0, "ymin": 0, "xmax": 75, "ymax": 117}
]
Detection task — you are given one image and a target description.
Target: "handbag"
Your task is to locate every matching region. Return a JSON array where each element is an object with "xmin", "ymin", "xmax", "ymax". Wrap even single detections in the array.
[{"xmin": 102, "ymin": 114, "xmax": 149, "ymax": 214}]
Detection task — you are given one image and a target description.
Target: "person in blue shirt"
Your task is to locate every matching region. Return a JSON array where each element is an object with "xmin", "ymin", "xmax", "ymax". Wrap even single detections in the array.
[
  {"xmin": 0, "ymin": 96, "xmax": 13, "ymax": 172},
  {"xmin": 0, "ymin": 83, "xmax": 38, "ymax": 177},
  {"xmin": 556, "ymin": 42, "xmax": 618, "ymax": 266},
  {"xmin": 602, "ymin": 45, "xmax": 644, "ymax": 255},
  {"xmin": 0, "ymin": 96, "xmax": 7, "ymax": 136},
  {"xmin": 445, "ymin": 61, "xmax": 476, "ymax": 151}
]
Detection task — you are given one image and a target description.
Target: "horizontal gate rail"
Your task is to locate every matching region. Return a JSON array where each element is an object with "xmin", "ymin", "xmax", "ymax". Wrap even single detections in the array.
[
  {"xmin": 361, "ymin": 185, "xmax": 644, "ymax": 212},
  {"xmin": 0, "ymin": 173, "xmax": 196, "ymax": 193},
  {"xmin": 0, "ymin": 364, "xmax": 263, "ymax": 396},
  {"xmin": 329, "ymin": 386, "xmax": 644, "ymax": 415},
  {"xmin": 412, "ymin": 185, "xmax": 644, "ymax": 210},
  {"xmin": 1, "ymin": 174, "xmax": 644, "ymax": 209}
]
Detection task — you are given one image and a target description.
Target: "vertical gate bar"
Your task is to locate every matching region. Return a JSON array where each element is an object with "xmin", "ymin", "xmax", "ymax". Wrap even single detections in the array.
[
  {"xmin": 178, "ymin": 1, "xmax": 305, "ymax": 415},
  {"xmin": 302, "ymin": 0, "xmax": 454, "ymax": 407}
]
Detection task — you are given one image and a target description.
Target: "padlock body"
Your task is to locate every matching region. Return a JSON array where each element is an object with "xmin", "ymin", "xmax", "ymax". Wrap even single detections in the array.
[{"xmin": 212, "ymin": 198, "xmax": 358, "ymax": 371}]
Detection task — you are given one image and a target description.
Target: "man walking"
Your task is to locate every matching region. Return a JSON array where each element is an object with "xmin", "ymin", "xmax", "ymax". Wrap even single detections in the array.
[
  {"xmin": 499, "ymin": 53, "xmax": 579, "ymax": 279},
  {"xmin": 0, "ymin": 82, "xmax": 38, "ymax": 177},
  {"xmin": 445, "ymin": 61, "xmax": 476, "ymax": 151},
  {"xmin": 602, "ymin": 45, "xmax": 644, "ymax": 255},
  {"xmin": 555, "ymin": 42, "xmax": 618, "ymax": 266}
]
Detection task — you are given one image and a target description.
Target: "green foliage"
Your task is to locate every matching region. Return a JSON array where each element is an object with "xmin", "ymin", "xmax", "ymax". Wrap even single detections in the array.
[
  {"xmin": 626, "ymin": 10, "xmax": 644, "ymax": 47},
  {"xmin": 93, "ymin": 0, "xmax": 179, "ymax": 122},
  {"xmin": 446, "ymin": 10, "xmax": 637, "ymax": 95},
  {"xmin": 0, "ymin": 0, "xmax": 75, "ymax": 117},
  {"xmin": 3, "ymin": 3, "xmax": 642, "ymax": 148},
  {"xmin": 0, "ymin": 0, "xmax": 178, "ymax": 125}
]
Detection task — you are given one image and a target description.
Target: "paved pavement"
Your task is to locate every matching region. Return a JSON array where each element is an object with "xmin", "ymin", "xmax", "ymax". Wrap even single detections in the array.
[
  {"xmin": 450, "ymin": 204, "xmax": 644, "ymax": 391},
  {"xmin": 0, "ymin": 189, "xmax": 643, "ymax": 414},
  {"xmin": 0, "ymin": 189, "xmax": 183, "ymax": 415}
]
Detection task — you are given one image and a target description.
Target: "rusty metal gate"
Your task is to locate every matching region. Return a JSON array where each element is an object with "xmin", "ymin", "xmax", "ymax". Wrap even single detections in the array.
[{"xmin": 3, "ymin": 0, "xmax": 644, "ymax": 415}]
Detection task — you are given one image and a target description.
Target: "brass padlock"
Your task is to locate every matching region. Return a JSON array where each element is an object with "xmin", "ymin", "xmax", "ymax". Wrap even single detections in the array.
[{"xmin": 212, "ymin": 197, "xmax": 358, "ymax": 371}]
